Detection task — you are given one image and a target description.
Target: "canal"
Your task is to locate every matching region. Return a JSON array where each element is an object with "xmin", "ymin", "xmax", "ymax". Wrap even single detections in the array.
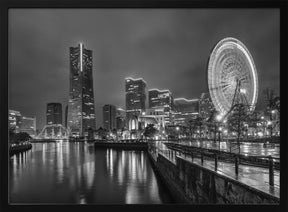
[{"xmin": 9, "ymin": 142, "xmax": 174, "ymax": 204}]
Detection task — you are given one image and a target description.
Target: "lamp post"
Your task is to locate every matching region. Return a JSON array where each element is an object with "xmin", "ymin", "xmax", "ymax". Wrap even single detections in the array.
[{"xmin": 218, "ymin": 126, "xmax": 222, "ymax": 151}]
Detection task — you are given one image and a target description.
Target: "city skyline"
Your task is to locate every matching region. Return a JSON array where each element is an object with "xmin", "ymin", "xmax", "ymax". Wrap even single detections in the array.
[{"xmin": 8, "ymin": 9, "xmax": 279, "ymax": 130}]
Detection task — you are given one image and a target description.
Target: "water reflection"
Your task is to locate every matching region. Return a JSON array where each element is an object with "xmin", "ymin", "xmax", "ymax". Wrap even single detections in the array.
[
  {"xmin": 178, "ymin": 140, "xmax": 279, "ymax": 158},
  {"xmin": 10, "ymin": 142, "xmax": 172, "ymax": 204}
]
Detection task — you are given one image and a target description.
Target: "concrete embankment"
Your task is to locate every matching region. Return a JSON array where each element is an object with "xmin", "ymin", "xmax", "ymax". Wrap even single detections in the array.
[
  {"xmin": 10, "ymin": 143, "xmax": 32, "ymax": 156},
  {"xmin": 148, "ymin": 152, "xmax": 279, "ymax": 204},
  {"xmin": 94, "ymin": 141, "xmax": 148, "ymax": 150}
]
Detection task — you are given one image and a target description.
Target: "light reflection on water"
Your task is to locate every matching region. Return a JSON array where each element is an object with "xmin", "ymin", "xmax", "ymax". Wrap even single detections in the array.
[
  {"xmin": 9, "ymin": 142, "xmax": 173, "ymax": 204},
  {"xmin": 178, "ymin": 140, "xmax": 279, "ymax": 158}
]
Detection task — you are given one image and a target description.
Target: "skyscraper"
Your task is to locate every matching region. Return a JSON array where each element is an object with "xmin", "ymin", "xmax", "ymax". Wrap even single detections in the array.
[
  {"xmin": 47, "ymin": 103, "xmax": 62, "ymax": 125},
  {"xmin": 148, "ymin": 89, "xmax": 173, "ymax": 112},
  {"xmin": 103, "ymin": 104, "xmax": 116, "ymax": 131},
  {"xmin": 125, "ymin": 77, "xmax": 146, "ymax": 120},
  {"xmin": 67, "ymin": 43, "xmax": 96, "ymax": 136}
]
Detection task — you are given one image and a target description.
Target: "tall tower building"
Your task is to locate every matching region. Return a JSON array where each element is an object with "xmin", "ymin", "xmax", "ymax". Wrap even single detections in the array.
[
  {"xmin": 65, "ymin": 105, "xmax": 68, "ymax": 128},
  {"xmin": 67, "ymin": 43, "xmax": 96, "ymax": 136},
  {"xmin": 125, "ymin": 77, "xmax": 146, "ymax": 120},
  {"xmin": 103, "ymin": 104, "xmax": 116, "ymax": 131},
  {"xmin": 148, "ymin": 89, "xmax": 173, "ymax": 112},
  {"xmin": 46, "ymin": 103, "xmax": 62, "ymax": 125}
]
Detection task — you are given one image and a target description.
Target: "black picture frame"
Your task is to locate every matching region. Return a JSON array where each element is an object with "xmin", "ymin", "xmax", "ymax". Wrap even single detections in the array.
[{"xmin": 1, "ymin": 0, "xmax": 287, "ymax": 212}]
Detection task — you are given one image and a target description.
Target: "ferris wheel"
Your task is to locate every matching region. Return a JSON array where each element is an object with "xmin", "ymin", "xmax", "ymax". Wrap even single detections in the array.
[{"xmin": 208, "ymin": 37, "xmax": 258, "ymax": 120}]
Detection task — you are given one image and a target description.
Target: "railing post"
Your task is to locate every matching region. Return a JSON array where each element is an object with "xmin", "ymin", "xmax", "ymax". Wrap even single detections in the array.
[
  {"xmin": 201, "ymin": 152, "xmax": 204, "ymax": 165},
  {"xmin": 214, "ymin": 153, "xmax": 218, "ymax": 171},
  {"xmin": 235, "ymin": 155, "xmax": 239, "ymax": 175},
  {"xmin": 269, "ymin": 155, "xmax": 274, "ymax": 186},
  {"xmin": 191, "ymin": 151, "xmax": 193, "ymax": 161}
]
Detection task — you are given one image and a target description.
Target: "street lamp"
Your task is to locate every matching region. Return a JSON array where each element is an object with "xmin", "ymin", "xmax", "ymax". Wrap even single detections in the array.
[
  {"xmin": 216, "ymin": 114, "xmax": 223, "ymax": 122},
  {"xmin": 176, "ymin": 126, "xmax": 180, "ymax": 141}
]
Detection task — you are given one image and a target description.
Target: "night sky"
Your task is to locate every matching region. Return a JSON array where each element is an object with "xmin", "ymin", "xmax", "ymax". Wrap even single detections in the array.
[{"xmin": 8, "ymin": 9, "xmax": 280, "ymax": 130}]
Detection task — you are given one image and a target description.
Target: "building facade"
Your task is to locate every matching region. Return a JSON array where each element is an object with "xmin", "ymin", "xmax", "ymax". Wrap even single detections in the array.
[
  {"xmin": 67, "ymin": 43, "xmax": 96, "ymax": 136},
  {"xmin": 9, "ymin": 109, "xmax": 36, "ymax": 137},
  {"xmin": 19, "ymin": 116, "xmax": 36, "ymax": 137},
  {"xmin": 103, "ymin": 104, "xmax": 116, "ymax": 131},
  {"xmin": 148, "ymin": 89, "xmax": 173, "ymax": 112},
  {"xmin": 65, "ymin": 105, "xmax": 68, "ymax": 128},
  {"xmin": 125, "ymin": 77, "xmax": 147, "ymax": 120},
  {"xmin": 46, "ymin": 103, "xmax": 62, "ymax": 125},
  {"xmin": 116, "ymin": 108, "xmax": 126, "ymax": 130},
  {"xmin": 173, "ymin": 98, "xmax": 199, "ymax": 126},
  {"xmin": 8, "ymin": 110, "xmax": 22, "ymax": 133}
]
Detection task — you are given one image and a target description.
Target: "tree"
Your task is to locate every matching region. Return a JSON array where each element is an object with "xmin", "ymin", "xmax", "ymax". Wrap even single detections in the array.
[
  {"xmin": 263, "ymin": 88, "xmax": 280, "ymax": 137},
  {"xmin": 13, "ymin": 132, "xmax": 31, "ymax": 144},
  {"xmin": 206, "ymin": 109, "xmax": 218, "ymax": 142},
  {"xmin": 97, "ymin": 127, "xmax": 108, "ymax": 140},
  {"xmin": 186, "ymin": 119, "xmax": 197, "ymax": 139},
  {"xmin": 227, "ymin": 104, "xmax": 250, "ymax": 153},
  {"xmin": 143, "ymin": 124, "xmax": 158, "ymax": 138},
  {"xmin": 9, "ymin": 127, "xmax": 16, "ymax": 143}
]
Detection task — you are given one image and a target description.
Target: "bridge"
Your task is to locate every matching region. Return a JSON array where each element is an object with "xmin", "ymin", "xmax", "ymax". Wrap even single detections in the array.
[{"xmin": 35, "ymin": 124, "xmax": 69, "ymax": 139}]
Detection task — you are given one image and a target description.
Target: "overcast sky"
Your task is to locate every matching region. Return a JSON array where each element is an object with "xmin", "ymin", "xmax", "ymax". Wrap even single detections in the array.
[{"xmin": 8, "ymin": 9, "xmax": 280, "ymax": 130}]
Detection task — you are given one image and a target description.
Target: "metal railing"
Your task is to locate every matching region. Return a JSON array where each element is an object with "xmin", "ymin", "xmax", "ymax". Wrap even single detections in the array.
[{"xmin": 164, "ymin": 142, "xmax": 279, "ymax": 187}]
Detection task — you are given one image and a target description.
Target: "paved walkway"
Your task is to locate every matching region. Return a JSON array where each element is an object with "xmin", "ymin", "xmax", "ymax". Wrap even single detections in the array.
[{"xmin": 158, "ymin": 148, "xmax": 279, "ymax": 199}]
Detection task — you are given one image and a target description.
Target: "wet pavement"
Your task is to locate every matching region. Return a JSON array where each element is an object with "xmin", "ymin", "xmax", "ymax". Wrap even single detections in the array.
[{"xmin": 156, "ymin": 142, "xmax": 279, "ymax": 199}]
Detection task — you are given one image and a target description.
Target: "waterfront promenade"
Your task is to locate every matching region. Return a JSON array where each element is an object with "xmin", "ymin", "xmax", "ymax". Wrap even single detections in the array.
[{"xmin": 153, "ymin": 141, "xmax": 280, "ymax": 200}]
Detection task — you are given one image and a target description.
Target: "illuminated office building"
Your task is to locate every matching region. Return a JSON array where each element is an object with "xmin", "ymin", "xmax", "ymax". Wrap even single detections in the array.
[
  {"xmin": 46, "ymin": 103, "xmax": 62, "ymax": 125},
  {"xmin": 148, "ymin": 89, "xmax": 173, "ymax": 112},
  {"xmin": 125, "ymin": 77, "xmax": 147, "ymax": 120},
  {"xmin": 173, "ymin": 98, "xmax": 199, "ymax": 125},
  {"xmin": 8, "ymin": 109, "xmax": 22, "ymax": 133},
  {"xmin": 103, "ymin": 104, "xmax": 116, "ymax": 131},
  {"xmin": 19, "ymin": 116, "xmax": 36, "ymax": 137},
  {"xmin": 173, "ymin": 98, "xmax": 199, "ymax": 114},
  {"xmin": 67, "ymin": 43, "xmax": 96, "ymax": 136}
]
